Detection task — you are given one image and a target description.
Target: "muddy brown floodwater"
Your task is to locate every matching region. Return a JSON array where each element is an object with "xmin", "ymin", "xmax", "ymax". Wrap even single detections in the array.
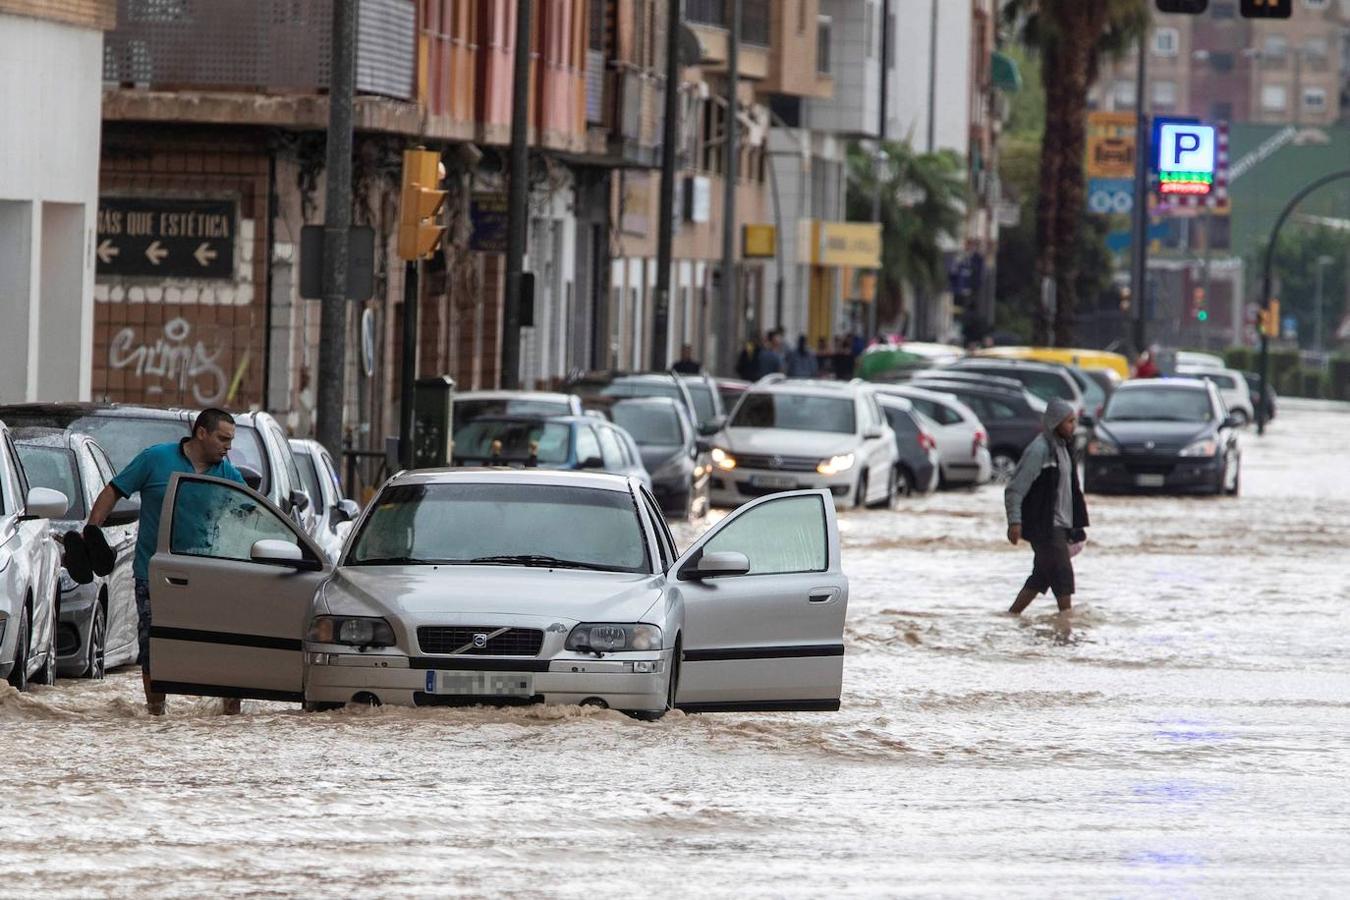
[{"xmin": 2, "ymin": 401, "xmax": 1348, "ymax": 897}]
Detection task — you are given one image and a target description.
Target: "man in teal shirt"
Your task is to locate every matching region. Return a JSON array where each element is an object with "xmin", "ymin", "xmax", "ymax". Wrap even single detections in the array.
[{"xmin": 87, "ymin": 408, "xmax": 245, "ymax": 715}]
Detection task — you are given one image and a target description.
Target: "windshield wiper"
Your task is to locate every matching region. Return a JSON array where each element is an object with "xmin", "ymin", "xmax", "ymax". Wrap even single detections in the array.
[
  {"xmin": 352, "ymin": 556, "xmax": 437, "ymax": 566},
  {"xmin": 470, "ymin": 554, "xmax": 615, "ymax": 571}
]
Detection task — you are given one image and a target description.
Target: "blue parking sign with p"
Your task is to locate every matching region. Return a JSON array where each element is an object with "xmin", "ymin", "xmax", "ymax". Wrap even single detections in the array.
[{"xmin": 1158, "ymin": 122, "xmax": 1215, "ymax": 174}]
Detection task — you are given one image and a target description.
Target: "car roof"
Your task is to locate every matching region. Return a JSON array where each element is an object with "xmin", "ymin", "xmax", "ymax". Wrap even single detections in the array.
[
  {"xmin": 0, "ymin": 402, "xmax": 191, "ymax": 421},
  {"xmin": 610, "ymin": 395, "xmax": 683, "ymax": 411},
  {"xmin": 459, "ymin": 413, "xmax": 585, "ymax": 426},
  {"xmin": 457, "ymin": 390, "xmax": 578, "ymax": 402},
  {"xmin": 875, "ymin": 383, "xmax": 964, "ymax": 406},
  {"xmin": 875, "ymin": 394, "xmax": 914, "ymax": 411},
  {"xmin": 12, "ymin": 428, "xmax": 84, "ymax": 450},
  {"xmin": 909, "ymin": 376, "xmax": 1025, "ymax": 397},
  {"xmin": 745, "ymin": 378, "xmax": 861, "ymax": 398},
  {"xmin": 952, "ymin": 357, "xmax": 1072, "ymax": 375},
  {"xmin": 391, "ymin": 467, "xmax": 637, "ymax": 493},
  {"xmin": 570, "ymin": 371, "xmax": 680, "ymax": 386},
  {"xmin": 1118, "ymin": 377, "xmax": 1211, "ymax": 392},
  {"xmin": 1176, "ymin": 365, "xmax": 1242, "ymax": 379}
]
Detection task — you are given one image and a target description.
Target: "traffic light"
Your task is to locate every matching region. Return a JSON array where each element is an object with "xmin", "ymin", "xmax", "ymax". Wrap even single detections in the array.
[
  {"xmin": 1192, "ymin": 286, "xmax": 1208, "ymax": 322},
  {"xmin": 1156, "ymin": 0, "xmax": 1208, "ymax": 13},
  {"xmin": 1258, "ymin": 299, "xmax": 1281, "ymax": 337},
  {"xmin": 1241, "ymin": 0, "xmax": 1291, "ymax": 18},
  {"xmin": 398, "ymin": 148, "xmax": 447, "ymax": 261}
]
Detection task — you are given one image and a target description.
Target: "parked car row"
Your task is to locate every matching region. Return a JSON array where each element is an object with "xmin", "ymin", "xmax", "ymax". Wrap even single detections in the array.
[{"xmin": 0, "ymin": 403, "xmax": 364, "ymax": 692}]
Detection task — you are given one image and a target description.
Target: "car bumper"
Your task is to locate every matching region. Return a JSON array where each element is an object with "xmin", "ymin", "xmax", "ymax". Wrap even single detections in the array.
[
  {"xmin": 1084, "ymin": 454, "xmax": 1224, "ymax": 493},
  {"xmin": 303, "ymin": 648, "xmax": 674, "ymax": 711},
  {"xmin": 710, "ymin": 468, "xmax": 853, "ymax": 508}
]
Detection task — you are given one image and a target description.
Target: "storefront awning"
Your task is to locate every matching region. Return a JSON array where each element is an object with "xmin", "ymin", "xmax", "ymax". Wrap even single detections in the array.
[{"xmin": 991, "ymin": 50, "xmax": 1022, "ymax": 93}]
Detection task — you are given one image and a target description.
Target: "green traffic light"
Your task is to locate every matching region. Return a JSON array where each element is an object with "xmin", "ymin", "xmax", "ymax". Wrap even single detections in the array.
[{"xmin": 1197, "ymin": 310, "xmax": 1209, "ymax": 322}]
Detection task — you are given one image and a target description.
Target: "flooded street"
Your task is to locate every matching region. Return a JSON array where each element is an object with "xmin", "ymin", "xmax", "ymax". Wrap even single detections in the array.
[{"xmin": 3, "ymin": 401, "xmax": 1348, "ymax": 897}]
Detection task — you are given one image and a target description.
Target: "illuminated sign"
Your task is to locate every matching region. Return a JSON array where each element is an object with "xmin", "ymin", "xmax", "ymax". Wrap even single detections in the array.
[{"xmin": 1154, "ymin": 119, "xmax": 1216, "ymax": 197}]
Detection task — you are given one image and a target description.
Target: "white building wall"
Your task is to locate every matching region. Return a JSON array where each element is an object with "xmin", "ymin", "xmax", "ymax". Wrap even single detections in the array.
[
  {"xmin": 806, "ymin": 0, "xmax": 881, "ymax": 137},
  {"xmin": 0, "ymin": 13, "xmax": 104, "ymax": 402},
  {"xmin": 889, "ymin": 0, "xmax": 972, "ymax": 156}
]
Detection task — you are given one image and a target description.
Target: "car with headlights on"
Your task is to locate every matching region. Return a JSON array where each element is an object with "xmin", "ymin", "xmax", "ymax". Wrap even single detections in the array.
[
  {"xmin": 144, "ymin": 469, "xmax": 848, "ymax": 717},
  {"xmin": 13, "ymin": 429, "xmax": 140, "ymax": 678},
  {"xmin": 609, "ymin": 397, "xmax": 711, "ymax": 519},
  {"xmin": 0, "ymin": 420, "xmax": 69, "ymax": 690},
  {"xmin": 709, "ymin": 378, "xmax": 900, "ymax": 509},
  {"xmin": 1084, "ymin": 379, "xmax": 1241, "ymax": 496}
]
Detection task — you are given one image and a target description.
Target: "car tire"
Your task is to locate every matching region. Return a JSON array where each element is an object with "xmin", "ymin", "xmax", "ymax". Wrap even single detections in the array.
[
  {"xmin": 84, "ymin": 600, "xmax": 107, "ymax": 680},
  {"xmin": 854, "ymin": 472, "xmax": 869, "ymax": 509},
  {"xmin": 991, "ymin": 451, "xmax": 1018, "ymax": 484},
  {"xmin": 7, "ymin": 606, "xmax": 30, "ymax": 692},
  {"xmin": 1225, "ymin": 461, "xmax": 1241, "ymax": 497},
  {"xmin": 34, "ymin": 599, "xmax": 58, "ymax": 686}
]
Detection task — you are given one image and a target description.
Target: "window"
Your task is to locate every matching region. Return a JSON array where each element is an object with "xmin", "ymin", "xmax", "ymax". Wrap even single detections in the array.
[
  {"xmin": 1104, "ymin": 388, "xmax": 1214, "ymax": 423},
  {"xmin": 817, "ymin": 16, "xmax": 832, "ymax": 74},
  {"xmin": 639, "ymin": 488, "xmax": 675, "ymax": 569},
  {"xmin": 703, "ymin": 494, "xmax": 828, "ymax": 576},
  {"xmin": 730, "ymin": 393, "xmax": 857, "ymax": 434},
  {"xmin": 1261, "ymin": 85, "xmax": 1288, "ymax": 110},
  {"xmin": 1152, "ymin": 80, "xmax": 1178, "ymax": 107},
  {"xmin": 1209, "ymin": 51, "xmax": 1234, "ymax": 73},
  {"xmin": 296, "ymin": 451, "xmax": 325, "ymax": 510},
  {"xmin": 1303, "ymin": 88, "xmax": 1327, "ymax": 111},
  {"xmin": 63, "ymin": 415, "xmax": 188, "ymax": 472},
  {"xmin": 575, "ymin": 426, "xmax": 602, "ymax": 464},
  {"xmin": 1303, "ymin": 0, "xmax": 1328, "ymax": 9},
  {"xmin": 596, "ymin": 426, "xmax": 625, "ymax": 469},
  {"xmin": 1303, "ymin": 37, "xmax": 1328, "ymax": 60},
  {"xmin": 1263, "ymin": 35, "xmax": 1288, "ymax": 60},
  {"xmin": 864, "ymin": 5, "xmax": 873, "ymax": 58},
  {"xmin": 588, "ymin": 0, "xmax": 606, "ymax": 51},
  {"xmin": 1212, "ymin": 1, "xmax": 1235, "ymax": 17},
  {"xmin": 910, "ymin": 398, "xmax": 962, "ymax": 426},
  {"xmin": 453, "ymin": 420, "xmax": 573, "ymax": 464},
  {"xmin": 169, "ymin": 479, "xmax": 302, "ymax": 564},
  {"xmin": 15, "ymin": 446, "xmax": 84, "ymax": 519},
  {"xmin": 1153, "ymin": 28, "xmax": 1179, "ymax": 57},
  {"xmin": 1113, "ymin": 79, "xmax": 1137, "ymax": 108},
  {"xmin": 229, "ymin": 425, "xmax": 272, "ymax": 495},
  {"xmin": 612, "ymin": 403, "xmax": 683, "ymax": 446},
  {"xmin": 273, "ymin": 426, "xmax": 304, "ymax": 499},
  {"xmin": 797, "ymin": 0, "xmax": 807, "ymax": 33}
]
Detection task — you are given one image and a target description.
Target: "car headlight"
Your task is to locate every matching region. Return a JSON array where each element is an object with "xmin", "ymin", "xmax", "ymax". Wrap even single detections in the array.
[
  {"xmin": 59, "ymin": 568, "xmax": 81, "ymax": 594},
  {"xmin": 566, "ymin": 623, "xmax": 663, "ymax": 653},
  {"xmin": 817, "ymin": 452, "xmax": 856, "ymax": 476},
  {"xmin": 1086, "ymin": 439, "xmax": 1119, "ymax": 457},
  {"xmin": 711, "ymin": 447, "xmax": 736, "ymax": 470},
  {"xmin": 306, "ymin": 615, "xmax": 397, "ymax": 647},
  {"xmin": 1179, "ymin": 438, "xmax": 1219, "ymax": 458}
]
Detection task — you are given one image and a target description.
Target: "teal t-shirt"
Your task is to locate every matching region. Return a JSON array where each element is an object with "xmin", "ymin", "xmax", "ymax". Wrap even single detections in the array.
[{"xmin": 111, "ymin": 439, "xmax": 245, "ymax": 580}]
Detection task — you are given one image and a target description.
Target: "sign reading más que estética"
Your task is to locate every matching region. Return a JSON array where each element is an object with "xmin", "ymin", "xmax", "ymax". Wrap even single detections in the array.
[{"xmin": 96, "ymin": 197, "xmax": 236, "ymax": 280}]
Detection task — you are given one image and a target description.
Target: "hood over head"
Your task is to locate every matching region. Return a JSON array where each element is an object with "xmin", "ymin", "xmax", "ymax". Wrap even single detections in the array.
[{"xmin": 1042, "ymin": 397, "xmax": 1076, "ymax": 440}]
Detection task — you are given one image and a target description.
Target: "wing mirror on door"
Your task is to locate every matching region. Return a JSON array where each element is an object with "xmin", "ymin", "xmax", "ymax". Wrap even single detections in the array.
[
  {"xmin": 237, "ymin": 465, "xmax": 263, "ymax": 491},
  {"xmin": 683, "ymin": 550, "xmax": 751, "ymax": 580},
  {"xmin": 105, "ymin": 496, "xmax": 141, "ymax": 527},
  {"xmin": 23, "ymin": 487, "xmax": 69, "ymax": 520},
  {"xmin": 698, "ymin": 417, "xmax": 727, "ymax": 437},
  {"xmin": 330, "ymin": 498, "xmax": 361, "ymax": 524},
  {"xmin": 289, "ymin": 489, "xmax": 311, "ymax": 514},
  {"xmin": 250, "ymin": 538, "xmax": 321, "ymax": 571}
]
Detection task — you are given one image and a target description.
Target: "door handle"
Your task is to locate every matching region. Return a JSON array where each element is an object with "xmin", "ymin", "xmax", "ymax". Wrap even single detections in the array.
[
  {"xmin": 808, "ymin": 590, "xmax": 837, "ymax": 603},
  {"xmin": 165, "ymin": 576, "xmax": 189, "ymax": 586}
]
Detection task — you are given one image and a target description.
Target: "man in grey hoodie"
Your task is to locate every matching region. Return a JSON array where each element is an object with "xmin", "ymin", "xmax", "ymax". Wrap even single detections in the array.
[{"xmin": 1003, "ymin": 397, "xmax": 1089, "ymax": 614}]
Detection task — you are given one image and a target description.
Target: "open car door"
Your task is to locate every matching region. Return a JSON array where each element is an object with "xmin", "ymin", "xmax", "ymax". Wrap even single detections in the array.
[
  {"xmin": 148, "ymin": 473, "xmax": 329, "ymax": 702},
  {"xmin": 672, "ymin": 489, "xmax": 847, "ymax": 712}
]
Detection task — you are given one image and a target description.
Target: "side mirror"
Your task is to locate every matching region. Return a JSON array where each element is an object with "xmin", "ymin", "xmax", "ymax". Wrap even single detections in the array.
[
  {"xmin": 1222, "ymin": 415, "xmax": 1240, "ymax": 430},
  {"xmin": 249, "ymin": 538, "xmax": 319, "ymax": 570},
  {"xmin": 698, "ymin": 417, "xmax": 726, "ymax": 437},
  {"xmin": 579, "ymin": 455, "xmax": 606, "ymax": 470},
  {"xmin": 289, "ymin": 489, "xmax": 311, "ymax": 514},
  {"xmin": 105, "ymin": 496, "xmax": 141, "ymax": 527},
  {"xmin": 24, "ymin": 487, "xmax": 69, "ymax": 520},
  {"xmin": 685, "ymin": 550, "xmax": 751, "ymax": 580},
  {"xmin": 331, "ymin": 498, "xmax": 361, "ymax": 524},
  {"xmin": 863, "ymin": 426, "xmax": 884, "ymax": 440},
  {"xmin": 237, "ymin": 464, "xmax": 263, "ymax": 491}
]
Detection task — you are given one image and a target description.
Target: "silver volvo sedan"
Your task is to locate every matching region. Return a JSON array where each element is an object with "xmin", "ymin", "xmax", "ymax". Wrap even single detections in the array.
[{"xmin": 147, "ymin": 468, "xmax": 848, "ymax": 717}]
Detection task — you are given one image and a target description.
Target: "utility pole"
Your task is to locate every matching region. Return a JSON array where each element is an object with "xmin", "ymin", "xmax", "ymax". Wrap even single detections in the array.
[
  {"xmin": 1129, "ymin": 29, "xmax": 1151, "ymax": 356},
  {"xmin": 717, "ymin": 0, "xmax": 741, "ymax": 376},
  {"xmin": 315, "ymin": 0, "xmax": 356, "ymax": 460},
  {"xmin": 653, "ymin": 0, "xmax": 683, "ymax": 369},
  {"xmin": 925, "ymin": 0, "xmax": 937, "ymax": 154},
  {"xmin": 868, "ymin": 0, "xmax": 890, "ymax": 342},
  {"xmin": 501, "ymin": 0, "xmax": 532, "ymax": 390},
  {"xmin": 1314, "ymin": 255, "xmax": 1334, "ymax": 356}
]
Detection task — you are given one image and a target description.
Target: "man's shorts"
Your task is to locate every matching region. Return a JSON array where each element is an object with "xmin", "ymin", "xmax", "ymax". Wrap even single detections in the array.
[
  {"xmin": 134, "ymin": 577, "xmax": 152, "ymax": 672},
  {"xmin": 1024, "ymin": 528, "xmax": 1075, "ymax": 598}
]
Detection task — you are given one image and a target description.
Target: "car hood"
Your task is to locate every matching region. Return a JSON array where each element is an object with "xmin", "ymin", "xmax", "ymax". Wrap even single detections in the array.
[
  {"xmin": 323, "ymin": 565, "xmax": 663, "ymax": 626},
  {"xmin": 1095, "ymin": 420, "xmax": 1212, "ymax": 450},
  {"xmin": 724, "ymin": 427, "xmax": 856, "ymax": 457}
]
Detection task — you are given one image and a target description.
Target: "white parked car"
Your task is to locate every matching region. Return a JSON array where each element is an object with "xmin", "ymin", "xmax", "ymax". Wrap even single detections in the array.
[
  {"xmin": 872, "ymin": 384, "xmax": 991, "ymax": 487},
  {"xmin": 289, "ymin": 439, "xmax": 362, "ymax": 564},
  {"xmin": 146, "ymin": 469, "xmax": 848, "ymax": 717},
  {"xmin": 0, "ymin": 421, "xmax": 69, "ymax": 691},
  {"xmin": 452, "ymin": 391, "xmax": 585, "ymax": 433},
  {"xmin": 709, "ymin": 378, "xmax": 901, "ymax": 509},
  {"xmin": 1176, "ymin": 366, "xmax": 1254, "ymax": 426}
]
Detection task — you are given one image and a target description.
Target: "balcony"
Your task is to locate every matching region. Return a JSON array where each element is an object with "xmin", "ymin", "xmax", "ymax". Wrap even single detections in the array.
[
  {"xmin": 687, "ymin": 0, "xmax": 770, "ymax": 47},
  {"xmin": 103, "ymin": 0, "xmax": 415, "ymax": 100}
]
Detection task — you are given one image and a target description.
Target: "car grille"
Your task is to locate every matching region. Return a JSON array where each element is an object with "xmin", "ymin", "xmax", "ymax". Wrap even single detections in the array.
[
  {"xmin": 417, "ymin": 626, "xmax": 544, "ymax": 656},
  {"xmin": 733, "ymin": 453, "xmax": 820, "ymax": 472}
]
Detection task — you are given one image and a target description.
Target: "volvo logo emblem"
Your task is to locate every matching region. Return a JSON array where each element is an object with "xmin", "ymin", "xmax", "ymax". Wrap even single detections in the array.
[
  {"xmin": 472, "ymin": 633, "xmax": 489, "ymax": 649},
  {"xmin": 770, "ymin": 455, "xmax": 783, "ymax": 469},
  {"xmin": 1145, "ymin": 440, "xmax": 1156, "ymax": 450}
]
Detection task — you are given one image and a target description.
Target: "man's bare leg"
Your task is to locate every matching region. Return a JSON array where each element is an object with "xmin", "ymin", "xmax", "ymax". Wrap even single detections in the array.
[
  {"xmin": 142, "ymin": 670, "xmax": 165, "ymax": 716},
  {"xmin": 222, "ymin": 698, "xmax": 241, "ymax": 715},
  {"xmin": 1009, "ymin": 588, "xmax": 1038, "ymax": 615},
  {"xmin": 1054, "ymin": 593, "xmax": 1072, "ymax": 613}
]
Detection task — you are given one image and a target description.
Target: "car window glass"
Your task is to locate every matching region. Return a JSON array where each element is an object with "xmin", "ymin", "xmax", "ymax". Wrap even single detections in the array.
[
  {"xmin": 92, "ymin": 445, "xmax": 116, "ymax": 485},
  {"xmin": 883, "ymin": 408, "xmax": 919, "ymax": 439},
  {"xmin": 575, "ymin": 426, "xmax": 601, "ymax": 464},
  {"xmin": 229, "ymin": 425, "xmax": 272, "ymax": 495},
  {"xmin": 685, "ymin": 382, "xmax": 717, "ymax": 424},
  {"xmin": 68, "ymin": 416, "xmax": 189, "ymax": 472},
  {"xmin": 934, "ymin": 403, "xmax": 962, "ymax": 426},
  {"xmin": 639, "ymin": 491, "xmax": 672, "ymax": 569},
  {"xmin": 704, "ymin": 494, "xmax": 828, "ymax": 575},
  {"xmin": 453, "ymin": 420, "xmax": 572, "ymax": 464},
  {"xmin": 731, "ymin": 393, "xmax": 856, "ymax": 434},
  {"xmin": 169, "ymin": 478, "xmax": 302, "ymax": 563},
  {"xmin": 6, "ymin": 438, "xmax": 30, "ymax": 502},
  {"xmin": 271, "ymin": 426, "xmax": 304, "ymax": 497},
  {"xmin": 15, "ymin": 445, "xmax": 83, "ymax": 519},
  {"xmin": 612, "ymin": 403, "xmax": 682, "ymax": 446},
  {"xmin": 296, "ymin": 450, "xmax": 324, "ymax": 509},
  {"xmin": 597, "ymin": 427, "xmax": 625, "ymax": 469},
  {"xmin": 1105, "ymin": 389, "xmax": 1213, "ymax": 423},
  {"xmin": 319, "ymin": 450, "xmax": 343, "ymax": 498}
]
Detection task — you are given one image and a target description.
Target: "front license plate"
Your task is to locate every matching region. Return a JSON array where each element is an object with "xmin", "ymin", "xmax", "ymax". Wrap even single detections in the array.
[
  {"xmin": 751, "ymin": 475, "xmax": 796, "ymax": 490},
  {"xmin": 1135, "ymin": 473, "xmax": 1165, "ymax": 487},
  {"xmin": 426, "ymin": 671, "xmax": 534, "ymax": 696}
]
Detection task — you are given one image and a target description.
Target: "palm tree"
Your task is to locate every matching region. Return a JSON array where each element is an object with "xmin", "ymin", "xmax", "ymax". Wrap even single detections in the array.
[
  {"xmin": 845, "ymin": 140, "xmax": 967, "ymax": 334},
  {"xmin": 1006, "ymin": 0, "xmax": 1149, "ymax": 346}
]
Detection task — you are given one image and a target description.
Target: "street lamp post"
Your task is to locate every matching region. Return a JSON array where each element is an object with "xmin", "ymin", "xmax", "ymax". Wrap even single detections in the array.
[{"xmin": 1314, "ymin": 255, "xmax": 1334, "ymax": 356}]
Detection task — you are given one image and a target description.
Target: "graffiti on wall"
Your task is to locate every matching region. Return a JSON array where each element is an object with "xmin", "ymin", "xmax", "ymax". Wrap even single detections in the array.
[{"xmin": 108, "ymin": 317, "xmax": 229, "ymax": 406}]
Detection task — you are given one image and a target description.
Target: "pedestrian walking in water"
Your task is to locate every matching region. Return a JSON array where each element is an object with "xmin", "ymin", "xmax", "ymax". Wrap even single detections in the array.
[{"xmin": 1003, "ymin": 398, "xmax": 1088, "ymax": 614}]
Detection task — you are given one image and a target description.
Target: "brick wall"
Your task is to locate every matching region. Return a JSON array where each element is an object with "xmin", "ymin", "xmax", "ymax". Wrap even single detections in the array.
[{"xmin": 0, "ymin": 0, "xmax": 115, "ymax": 30}]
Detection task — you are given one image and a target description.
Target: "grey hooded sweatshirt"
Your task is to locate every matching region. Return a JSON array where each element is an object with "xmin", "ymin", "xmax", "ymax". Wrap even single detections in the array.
[{"xmin": 1004, "ymin": 397, "xmax": 1076, "ymax": 529}]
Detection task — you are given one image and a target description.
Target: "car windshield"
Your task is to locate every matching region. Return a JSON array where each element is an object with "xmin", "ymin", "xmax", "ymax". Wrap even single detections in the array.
[
  {"xmin": 611, "ymin": 403, "xmax": 683, "ymax": 446},
  {"xmin": 1104, "ymin": 389, "xmax": 1213, "ymax": 423},
  {"xmin": 15, "ymin": 445, "xmax": 84, "ymax": 519},
  {"xmin": 453, "ymin": 398, "xmax": 571, "ymax": 432},
  {"xmin": 599, "ymin": 380, "xmax": 683, "ymax": 406},
  {"xmin": 346, "ymin": 482, "xmax": 648, "ymax": 573},
  {"xmin": 228, "ymin": 425, "xmax": 271, "ymax": 494},
  {"xmin": 1201, "ymin": 373, "xmax": 1237, "ymax": 390},
  {"xmin": 731, "ymin": 393, "xmax": 856, "ymax": 434},
  {"xmin": 68, "ymin": 415, "xmax": 188, "ymax": 471},
  {"xmin": 453, "ymin": 420, "xmax": 572, "ymax": 464},
  {"xmin": 684, "ymin": 382, "xmax": 717, "ymax": 424},
  {"xmin": 1069, "ymin": 369, "xmax": 1106, "ymax": 409}
]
